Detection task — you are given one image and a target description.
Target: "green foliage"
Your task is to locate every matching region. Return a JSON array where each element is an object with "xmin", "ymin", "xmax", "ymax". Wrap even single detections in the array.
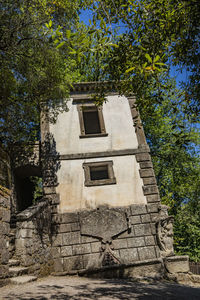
[
  {"xmin": 0, "ymin": 0, "xmax": 88, "ymax": 148},
  {"xmin": 30, "ymin": 176, "xmax": 43, "ymax": 204},
  {"xmin": 139, "ymin": 77, "xmax": 200, "ymax": 261},
  {"xmin": 174, "ymin": 203, "xmax": 200, "ymax": 262}
]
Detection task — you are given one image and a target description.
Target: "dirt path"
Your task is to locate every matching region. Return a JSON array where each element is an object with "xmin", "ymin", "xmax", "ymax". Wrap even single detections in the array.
[{"xmin": 1, "ymin": 276, "xmax": 200, "ymax": 300}]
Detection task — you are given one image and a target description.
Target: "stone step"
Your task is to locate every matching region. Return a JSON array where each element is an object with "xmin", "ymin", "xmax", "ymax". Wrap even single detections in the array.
[
  {"xmin": 10, "ymin": 275, "xmax": 37, "ymax": 285},
  {"xmin": 9, "ymin": 259, "xmax": 20, "ymax": 267},
  {"xmin": 9, "ymin": 266, "xmax": 29, "ymax": 277}
]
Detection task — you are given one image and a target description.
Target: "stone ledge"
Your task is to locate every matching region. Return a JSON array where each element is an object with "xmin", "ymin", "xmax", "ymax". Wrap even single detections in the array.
[
  {"xmin": 16, "ymin": 200, "xmax": 48, "ymax": 221},
  {"xmin": 78, "ymin": 258, "xmax": 163, "ymax": 279},
  {"xmin": 136, "ymin": 153, "xmax": 151, "ymax": 162},
  {"xmin": 139, "ymin": 169, "xmax": 155, "ymax": 178},
  {"xmin": 164, "ymin": 255, "xmax": 190, "ymax": 274},
  {"xmin": 143, "ymin": 185, "xmax": 159, "ymax": 195}
]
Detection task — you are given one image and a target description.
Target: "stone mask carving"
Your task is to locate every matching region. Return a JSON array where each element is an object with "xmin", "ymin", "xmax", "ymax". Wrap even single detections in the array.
[
  {"xmin": 156, "ymin": 205, "xmax": 174, "ymax": 257},
  {"xmin": 80, "ymin": 206, "xmax": 129, "ymax": 267}
]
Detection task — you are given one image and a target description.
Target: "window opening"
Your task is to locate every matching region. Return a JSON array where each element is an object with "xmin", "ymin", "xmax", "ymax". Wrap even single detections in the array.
[
  {"xmin": 77, "ymin": 104, "xmax": 107, "ymax": 138},
  {"xmin": 83, "ymin": 108, "xmax": 101, "ymax": 134},
  {"xmin": 83, "ymin": 161, "xmax": 116, "ymax": 186},
  {"xmin": 90, "ymin": 165, "xmax": 109, "ymax": 180}
]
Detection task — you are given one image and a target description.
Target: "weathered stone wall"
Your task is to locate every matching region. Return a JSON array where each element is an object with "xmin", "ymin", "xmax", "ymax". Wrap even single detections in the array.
[
  {"xmin": 50, "ymin": 203, "xmax": 161, "ymax": 274},
  {"xmin": 15, "ymin": 200, "xmax": 53, "ymax": 276},
  {"xmin": 0, "ymin": 192, "xmax": 10, "ymax": 281},
  {"xmin": 0, "ymin": 147, "xmax": 11, "ymax": 281}
]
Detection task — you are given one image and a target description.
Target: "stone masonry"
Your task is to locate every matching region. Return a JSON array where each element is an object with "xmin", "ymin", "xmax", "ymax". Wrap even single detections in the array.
[
  {"xmin": 0, "ymin": 147, "xmax": 11, "ymax": 283},
  {"xmin": 50, "ymin": 203, "xmax": 161, "ymax": 274}
]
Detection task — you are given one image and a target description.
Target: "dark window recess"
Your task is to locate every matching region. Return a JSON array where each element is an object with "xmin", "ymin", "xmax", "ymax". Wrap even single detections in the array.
[
  {"xmin": 83, "ymin": 110, "xmax": 101, "ymax": 134},
  {"xmin": 77, "ymin": 104, "xmax": 107, "ymax": 138},
  {"xmin": 83, "ymin": 161, "xmax": 116, "ymax": 186},
  {"xmin": 90, "ymin": 166, "xmax": 109, "ymax": 180}
]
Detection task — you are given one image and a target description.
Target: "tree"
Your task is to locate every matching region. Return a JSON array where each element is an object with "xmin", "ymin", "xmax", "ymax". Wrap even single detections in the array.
[
  {"xmin": 0, "ymin": 0, "xmax": 89, "ymax": 148},
  {"xmin": 139, "ymin": 76, "xmax": 200, "ymax": 261}
]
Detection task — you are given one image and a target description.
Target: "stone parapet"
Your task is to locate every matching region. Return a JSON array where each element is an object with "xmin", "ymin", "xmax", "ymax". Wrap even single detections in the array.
[{"xmin": 15, "ymin": 199, "xmax": 53, "ymax": 276}]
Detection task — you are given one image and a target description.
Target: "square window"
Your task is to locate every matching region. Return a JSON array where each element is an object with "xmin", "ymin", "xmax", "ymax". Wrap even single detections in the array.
[
  {"xmin": 83, "ymin": 161, "xmax": 116, "ymax": 186},
  {"xmin": 77, "ymin": 104, "xmax": 108, "ymax": 138}
]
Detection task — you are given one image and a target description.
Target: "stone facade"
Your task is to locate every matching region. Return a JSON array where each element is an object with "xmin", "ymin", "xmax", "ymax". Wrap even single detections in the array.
[
  {"xmin": 50, "ymin": 203, "xmax": 161, "ymax": 275},
  {"xmin": 39, "ymin": 84, "xmax": 166, "ymax": 276}
]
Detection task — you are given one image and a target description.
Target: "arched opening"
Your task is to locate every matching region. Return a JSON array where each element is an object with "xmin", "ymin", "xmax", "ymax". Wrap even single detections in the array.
[{"xmin": 14, "ymin": 165, "xmax": 42, "ymax": 212}]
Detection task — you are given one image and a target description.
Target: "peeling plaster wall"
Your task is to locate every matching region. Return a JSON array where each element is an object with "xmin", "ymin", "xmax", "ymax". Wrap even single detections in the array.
[
  {"xmin": 57, "ymin": 155, "xmax": 146, "ymax": 213},
  {"xmin": 49, "ymin": 95, "xmax": 145, "ymax": 213},
  {"xmin": 49, "ymin": 96, "xmax": 138, "ymax": 155}
]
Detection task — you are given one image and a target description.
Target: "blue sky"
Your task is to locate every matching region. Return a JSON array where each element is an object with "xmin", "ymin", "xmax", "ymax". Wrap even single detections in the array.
[{"xmin": 80, "ymin": 10, "xmax": 190, "ymax": 88}]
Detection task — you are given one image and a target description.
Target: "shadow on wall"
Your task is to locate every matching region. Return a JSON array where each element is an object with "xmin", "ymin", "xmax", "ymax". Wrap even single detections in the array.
[{"xmin": 41, "ymin": 132, "xmax": 61, "ymax": 189}]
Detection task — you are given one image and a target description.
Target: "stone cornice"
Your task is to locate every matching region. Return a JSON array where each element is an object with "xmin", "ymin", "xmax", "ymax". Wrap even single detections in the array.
[{"xmin": 70, "ymin": 81, "xmax": 117, "ymax": 95}]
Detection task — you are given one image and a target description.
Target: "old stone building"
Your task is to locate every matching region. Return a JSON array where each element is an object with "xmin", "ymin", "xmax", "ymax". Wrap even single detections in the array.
[{"xmin": 0, "ymin": 82, "xmax": 190, "ymax": 284}]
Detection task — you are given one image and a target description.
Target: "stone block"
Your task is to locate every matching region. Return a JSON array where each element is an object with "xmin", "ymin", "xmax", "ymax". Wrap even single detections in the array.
[
  {"xmin": 141, "ymin": 214, "xmax": 151, "ymax": 223},
  {"xmin": 0, "ymin": 238, "xmax": 6, "ymax": 249},
  {"xmin": 123, "ymin": 259, "xmax": 163, "ymax": 279},
  {"xmin": 112, "ymin": 239, "xmax": 127, "ymax": 249},
  {"xmin": 118, "ymin": 228, "xmax": 133, "ymax": 239},
  {"xmin": 16, "ymin": 228, "xmax": 33, "ymax": 239},
  {"xmin": 58, "ymin": 224, "xmax": 71, "ymax": 233},
  {"xmin": 63, "ymin": 232, "xmax": 81, "ymax": 245},
  {"xmin": 51, "ymin": 205, "xmax": 58, "ymax": 214},
  {"xmin": 54, "ymin": 258, "xmax": 63, "ymax": 272},
  {"xmin": 145, "ymin": 236, "xmax": 155, "ymax": 246},
  {"xmin": 146, "ymin": 194, "xmax": 160, "ymax": 203},
  {"xmin": 151, "ymin": 213, "xmax": 158, "ymax": 222},
  {"xmin": 60, "ymin": 246, "xmax": 73, "ymax": 257},
  {"xmin": 138, "ymin": 246, "xmax": 156, "ymax": 261},
  {"xmin": 82, "ymin": 253, "xmax": 100, "ymax": 269},
  {"xmin": 0, "ymin": 209, "xmax": 10, "ymax": 222},
  {"xmin": 155, "ymin": 246, "xmax": 161, "ymax": 258},
  {"xmin": 51, "ymin": 247, "xmax": 61, "ymax": 258},
  {"xmin": 139, "ymin": 169, "xmax": 154, "ymax": 178},
  {"xmin": 130, "ymin": 205, "xmax": 147, "ymax": 215},
  {"xmin": 140, "ymin": 161, "xmax": 153, "ymax": 169},
  {"xmin": 143, "ymin": 177, "xmax": 157, "ymax": 186},
  {"xmin": 1, "ymin": 247, "xmax": 9, "ymax": 263},
  {"xmin": 164, "ymin": 256, "xmax": 189, "ymax": 274},
  {"xmin": 136, "ymin": 153, "xmax": 151, "ymax": 162},
  {"xmin": 143, "ymin": 185, "xmax": 159, "ymax": 195},
  {"xmin": 49, "ymin": 194, "xmax": 60, "ymax": 205},
  {"xmin": 127, "ymin": 237, "xmax": 145, "ymax": 248},
  {"xmin": 60, "ymin": 213, "xmax": 78, "ymax": 224},
  {"xmin": 81, "ymin": 235, "xmax": 99, "ymax": 243},
  {"xmin": 150, "ymin": 223, "xmax": 156, "ymax": 234},
  {"xmin": 147, "ymin": 204, "xmax": 159, "ymax": 213},
  {"xmin": 71, "ymin": 222, "xmax": 80, "ymax": 231},
  {"xmin": 0, "ymin": 222, "xmax": 9, "ymax": 235},
  {"xmin": 72, "ymin": 243, "xmax": 91, "ymax": 255},
  {"xmin": 20, "ymin": 221, "xmax": 35, "ymax": 229},
  {"xmin": 63, "ymin": 256, "xmax": 83, "ymax": 272},
  {"xmin": 15, "ymin": 238, "xmax": 26, "ymax": 249},
  {"xmin": 129, "ymin": 215, "xmax": 141, "ymax": 224},
  {"xmin": 0, "ymin": 265, "xmax": 9, "ymax": 279},
  {"xmin": 91, "ymin": 242, "xmax": 101, "ymax": 253},
  {"xmin": 120, "ymin": 248, "xmax": 138, "ymax": 264},
  {"xmin": 134, "ymin": 224, "xmax": 151, "ymax": 236},
  {"xmin": 52, "ymin": 234, "xmax": 62, "ymax": 246}
]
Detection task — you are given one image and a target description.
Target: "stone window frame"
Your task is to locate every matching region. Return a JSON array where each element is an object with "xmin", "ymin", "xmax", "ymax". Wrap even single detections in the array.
[
  {"xmin": 77, "ymin": 103, "xmax": 108, "ymax": 138},
  {"xmin": 83, "ymin": 161, "xmax": 116, "ymax": 187}
]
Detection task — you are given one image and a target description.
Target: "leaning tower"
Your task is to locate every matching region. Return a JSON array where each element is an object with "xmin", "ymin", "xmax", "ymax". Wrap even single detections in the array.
[{"xmin": 41, "ymin": 82, "xmax": 189, "ymax": 277}]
